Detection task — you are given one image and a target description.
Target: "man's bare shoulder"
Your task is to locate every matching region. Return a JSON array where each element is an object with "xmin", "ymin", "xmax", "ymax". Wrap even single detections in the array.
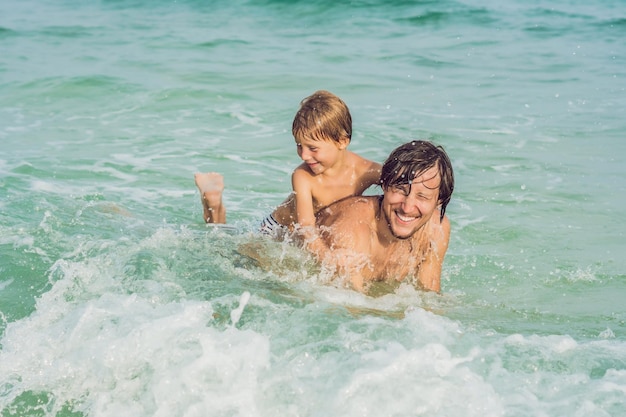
[
  {"xmin": 316, "ymin": 195, "xmax": 378, "ymax": 225},
  {"xmin": 315, "ymin": 195, "xmax": 378, "ymax": 250},
  {"xmin": 430, "ymin": 212, "xmax": 451, "ymax": 242},
  {"xmin": 419, "ymin": 210, "xmax": 451, "ymax": 254},
  {"xmin": 429, "ymin": 210, "xmax": 450, "ymax": 230}
]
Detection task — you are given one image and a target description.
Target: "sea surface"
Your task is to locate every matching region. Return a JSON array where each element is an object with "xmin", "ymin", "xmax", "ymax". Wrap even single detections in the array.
[{"xmin": 1, "ymin": 0, "xmax": 625, "ymax": 416}]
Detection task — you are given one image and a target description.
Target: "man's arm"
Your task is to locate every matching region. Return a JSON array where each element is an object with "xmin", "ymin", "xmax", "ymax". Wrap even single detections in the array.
[{"xmin": 416, "ymin": 215, "xmax": 450, "ymax": 292}]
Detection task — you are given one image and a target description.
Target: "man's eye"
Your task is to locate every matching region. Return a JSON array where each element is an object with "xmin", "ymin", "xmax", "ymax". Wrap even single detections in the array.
[{"xmin": 392, "ymin": 184, "xmax": 410, "ymax": 195}]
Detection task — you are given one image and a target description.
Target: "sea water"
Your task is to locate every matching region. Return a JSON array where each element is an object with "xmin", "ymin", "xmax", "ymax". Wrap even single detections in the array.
[{"xmin": 1, "ymin": 0, "xmax": 625, "ymax": 415}]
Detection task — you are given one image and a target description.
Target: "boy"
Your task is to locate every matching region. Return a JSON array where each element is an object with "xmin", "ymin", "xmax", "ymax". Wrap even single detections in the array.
[{"xmin": 195, "ymin": 90, "xmax": 381, "ymax": 239}]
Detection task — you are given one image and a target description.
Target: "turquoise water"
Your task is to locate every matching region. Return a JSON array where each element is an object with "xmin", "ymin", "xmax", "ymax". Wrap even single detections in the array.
[{"xmin": 1, "ymin": 0, "xmax": 625, "ymax": 415}]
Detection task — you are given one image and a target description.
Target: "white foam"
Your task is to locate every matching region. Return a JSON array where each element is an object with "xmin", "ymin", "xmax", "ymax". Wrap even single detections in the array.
[
  {"xmin": 334, "ymin": 342, "xmax": 503, "ymax": 417},
  {"xmin": 230, "ymin": 291, "xmax": 251, "ymax": 327},
  {"xmin": 0, "ymin": 287, "xmax": 270, "ymax": 416}
]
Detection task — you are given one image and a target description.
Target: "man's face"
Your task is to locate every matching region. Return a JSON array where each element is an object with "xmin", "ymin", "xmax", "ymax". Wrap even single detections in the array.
[{"xmin": 381, "ymin": 166, "xmax": 441, "ymax": 240}]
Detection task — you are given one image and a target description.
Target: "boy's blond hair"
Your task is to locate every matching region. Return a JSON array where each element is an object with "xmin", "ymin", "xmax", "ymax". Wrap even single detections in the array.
[{"xmin": 292, "ymin": 90, "xmax": 352, "ymax": 143}]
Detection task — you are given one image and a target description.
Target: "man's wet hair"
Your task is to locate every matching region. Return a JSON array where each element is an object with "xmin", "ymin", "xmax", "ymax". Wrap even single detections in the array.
[{"xmin": 381, "ymin": 140, "xmax": 454, "ymax": 221}]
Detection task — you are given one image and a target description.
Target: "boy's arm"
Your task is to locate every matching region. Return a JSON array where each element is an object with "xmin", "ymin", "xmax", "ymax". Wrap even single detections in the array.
[
  {"xmin": 356, "ymin": 158, "xmax": 382, "ymax": 191},
  {"xmin": 367, "ymin": 161, "xmax": 382, "ymax": 186},
  {"xmin": 415, "ymin": 215, "xmax": 450, "ymax": 292},
  {"xmin": 291, "ymin": 169, "xmax": 316, "ymax": 228},
  {"xmin": 291, "ymin": 168, "xmax": 331, "ymax": 258}
]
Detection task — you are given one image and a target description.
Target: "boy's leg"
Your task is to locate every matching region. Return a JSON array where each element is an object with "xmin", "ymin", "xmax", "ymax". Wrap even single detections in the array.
[{"xmin": 194, "ymin": 172, "xmax": 226, "ymax": 223}]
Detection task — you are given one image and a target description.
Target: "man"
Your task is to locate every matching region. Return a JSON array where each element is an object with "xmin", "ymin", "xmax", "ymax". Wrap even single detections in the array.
[
  {"xmin": 310, "ymin": 140, "xmax": 454, "ymax": 293},
  {"xmin": 197, "ymin": 140, "xmax": 454, "ymax": 294}
]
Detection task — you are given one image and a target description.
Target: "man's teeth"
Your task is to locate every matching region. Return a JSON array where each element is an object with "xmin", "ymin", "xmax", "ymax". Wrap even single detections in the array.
[{"xmin": 397, "ymin": 213, "xmax": 415, "ymax": 222}]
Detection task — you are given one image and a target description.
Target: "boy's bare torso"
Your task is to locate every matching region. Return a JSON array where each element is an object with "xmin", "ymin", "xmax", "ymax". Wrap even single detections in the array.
[
  {"xmin": 273, "ymin": 152, "xmax": 380, "ymax": 226},
  {"xmin": 301, "ymin": 151, "xmax": 380, "ymax": 212}
]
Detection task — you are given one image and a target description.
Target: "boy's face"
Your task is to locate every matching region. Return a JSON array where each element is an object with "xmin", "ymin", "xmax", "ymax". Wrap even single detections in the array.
[
  {"xmin": 380, "ymin": 165, "xmax": 441, "ymax": 239},
  {"xmin": 294, "ymin": 135, "xmax": 348, "ymax": 175}
]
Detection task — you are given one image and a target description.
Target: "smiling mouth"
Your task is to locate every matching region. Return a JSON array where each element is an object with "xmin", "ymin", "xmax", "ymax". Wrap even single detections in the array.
[{"xmin": 395, "ymin": 212, "xmax": 417, "ymax": 223}]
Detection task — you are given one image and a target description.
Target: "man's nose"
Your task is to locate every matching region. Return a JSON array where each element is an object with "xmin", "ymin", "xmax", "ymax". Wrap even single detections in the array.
[
  {"xmin": 401, "ymin": 193, "xmax": 419, "ymax": 212},
  {"xmin": 300, "ymin": 148, "xmax": 311, "ymax": 160}
]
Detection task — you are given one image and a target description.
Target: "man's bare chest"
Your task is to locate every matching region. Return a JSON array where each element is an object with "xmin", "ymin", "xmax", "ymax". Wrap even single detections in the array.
[{"xmin": 369, "ymin": 244, "xmax": 423, "ymax": 283}]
